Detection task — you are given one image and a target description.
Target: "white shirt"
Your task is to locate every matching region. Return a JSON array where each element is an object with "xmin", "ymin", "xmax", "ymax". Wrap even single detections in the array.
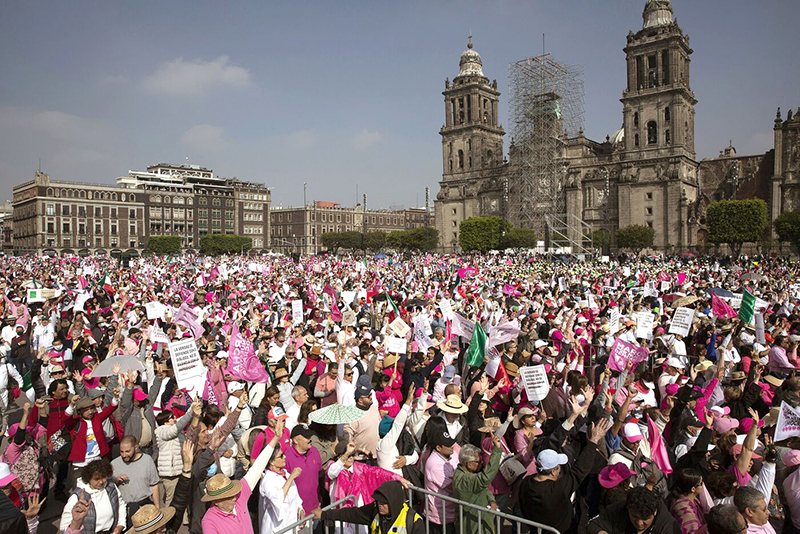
[
  {"xmin": 33, "ymin": 322, "xmax": 55, "ymax": 351},
  {"xmin": 59, "ymin": 479, "xmax": 127, "ymax": 534},
  {"xmin": 1, "ymin": 325, "xmax": 15, "ymax": 345},
  {"xmin": 336, "ymin": 362, "xmax": 356, "ymax": 408},
  {"xmin": 376, "ymin": 404, "xmax": 418, "ymax": 476},
  {"xmin": 285, "ymin": 402, "xmax": 300, "ymax": 431},
  {"xmin": 0, "ymin": 361, "xmax": 24, "ymax": 406},
  {"xmin": 259, "ymin": 469, "xmax": 304, "ymax": 534}
]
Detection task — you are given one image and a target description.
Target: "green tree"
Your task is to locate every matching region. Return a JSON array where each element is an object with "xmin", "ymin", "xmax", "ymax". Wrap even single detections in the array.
[
  {"xmin": 146, "ymin": 235, "xmax": 182, "ymax": 255},
  {"xmin": 364, "ymin": 231, "xmax": 387, "ymax": 251},
  {"xmin": 199, "ymin": 234, "xmax": 252, "ymax": 255},
  {"xmin": 591, "ymin": 229, "xmax": 612, "ymax": 255},
  {"xmin": 500, "ymin": 228, "xmax": 537, "ymax": 249},
  {"xmin": 706, "ymin": 199, "xmax": 768, "ymax": 257},
  {"xmin": 320, "ymin": 232, "xmax": 342, "ymax": 251},
  {"xmin": 774, "ymin": 210, "xmax": 800, "ymax": 253},
  {"xmin": 386, "ymin": 227, "xmax": 439, "ymax": 252},
  {"xmin": 458, "ymin": 216, "xmax": 510, "ymax": 252},
  {"xmin": 615, "ymin": 224, "xmax": 655, "ymax": 254}
]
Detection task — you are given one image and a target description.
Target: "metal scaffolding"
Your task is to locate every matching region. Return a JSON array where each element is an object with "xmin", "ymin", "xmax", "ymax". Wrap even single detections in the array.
[{"xmin": 507, "ymin": 54, "xmax": 584, "ymax": 240}]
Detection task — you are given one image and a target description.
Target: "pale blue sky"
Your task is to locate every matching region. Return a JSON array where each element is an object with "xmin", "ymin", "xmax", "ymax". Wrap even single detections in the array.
[{"xmin": 1, "ymin": 1, "xmax": 798, "ymax": 209}]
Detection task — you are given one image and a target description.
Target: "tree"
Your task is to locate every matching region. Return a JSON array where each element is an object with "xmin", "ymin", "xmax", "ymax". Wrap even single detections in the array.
[
  {"xmin": 386, "ymin": 227, "xmax": 439, "ymax": 252},
  {"xmin": 615, "ymin": 224, "xmax": 655, "ymax": 254},
  {"xmin": 199, "ymin": 234, "xmax": 252, "ymax": 255},
  {"xmin": 364, "ymin": 231, "xmax": 387, "ymax": 251},
  {"xmin": 459, "ymin": 216, "xmax": 510, "ymax": 252},
  {"xmin": 706, "ymin": 199, "xmax": 768, "ymax": 257},
  {"xmin": 146, "ymin": 235, "xmax": 182, "ymax": 255},
  {"xmin": 774, "ymin": 210, "xmax": 800, "ymax": 253},
  {"xmin": 591, "ymin": 229, "xmax": 612, "ymax": 255},
  {"xmin": 320, "ymin": 232, "xmax": 343, "ymax": 251},
  {"xmin": 500, "ymin": 228, "xmax": 537, "ymax": 249}
]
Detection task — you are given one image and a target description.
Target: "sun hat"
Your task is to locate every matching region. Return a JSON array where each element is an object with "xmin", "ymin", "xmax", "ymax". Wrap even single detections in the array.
[
  {"xmin": 729, "ymin": 371, "xmax": 746, "ymax": 382},
  {"xmin": 598, "ymin": 463, "xmax": 637, "ymax": 489},
  {"xmin": 512, "ymin": 407, "xmax": 536, "ymax": 429},
  {"xmin": 201, "ymin": 473, "xmax": 242, "ymax": 502},
  {"xmin": 505, "ymin": 362, "xmax": 520, "ymax": 378},
  {"xmin": 0, "ymin": 463, "xmax": 18, "ymax": 487},
  {"xmin": 88, "ymin": 388, "xmax": 105, "ymax": 400},
  {"xmin": 713, "ymin": 417, "xmax": 739, "ymax": 434},
  {"xmin": 437, "ymin": 394, "xmax": 468, "ymax": 414},
  {"xmin": 534, "ymin": 340, "xmax": 548, "ymax": 349},
  {"xmin": 478, "ymin": 417, "xmax": 502, "ymax": 434},
  {"xmin": 694, "ymin": 360, "xmax": 714, "ymax": 373},
  {"xmin": 75, "ymin": 397, "xmax": 95, "ymax": 411},
  {"xmin": 622, "ymin": 422, "xmax": 643, "ymax": 442},
  {"xmin": 383, "ymin": 354, "xmax": 400, "ymax": 367},
  {"xmin": 127, "ymin": 504, "xmax": 176, "ymax": 534},
  {"xmin": 537, "ymin": 449, "xmax": 569, "ymax": 470},
  {"xmin": 764, "ymin": 375, "xmax": 784, "ymax": 388}
]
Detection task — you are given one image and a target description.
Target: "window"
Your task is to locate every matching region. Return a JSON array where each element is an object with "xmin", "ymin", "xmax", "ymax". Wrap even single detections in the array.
[
  {"xmin": 78, "ymin": 207, "xmax": 86, "ymax": 217},
  {"xmin": 110, "ymin": 208, "xmax": 117, "ymax": 218},
  {"xmin": 47, "ymin": 188, "xmax": 54, "ymax": 196},
  {"xmin": 226, "ymin": 199, "xmax": 233, "ymax": 207},
  {"xmin": 129, "ymin": 209, "xmax": 136, "ymax": 219},
  {"xmin": 95, "ymin": 237, "xmax": 102, "ymax": 247},
  {"xmin": 635, "ymin": 134, "xmax": 640, "ymax": 147},
  {"xmin": 47, "ymin": 222, "xmax": 54, "ymax": 233},
  {"xmin": 95, "ymin": 207, "xmax": 101, "ymax": 217},
  {"xmin": 665, "ymin": 129, "xmax": 671, "ymax": 145},
  {"xmin": 458, "ymin": 150, "xmax": 464, "ymax": 169},
  {"xmin": 646, "ymin": 192, "xmax": 653, "ymax": 200},
  {"xmin": 662, "ymin": 50, "xmax": 670, "ymax": 85},
  {"xmin": 212, "ymin": 198, "xmax": 220, "ymax": 206},
  {"xmin": 664, "ymin": 107, "xmax": 670, "ymax": 123},
  {"xmin": 62, "ymin": 205, "xmax": 70, "ymax": 216},
  {"xmin": 111, "ymin": 237, "xmax": 118, "ymax": 247},
  {"xmin": 451, "ymin": 221, "xmax": 457, "ymax": 227},
  {"xmin": 63, "ymin": 222, "xmax": 70, "ymax": 233},
  {"xmin": 633, "ymin": 112, "xmax": 639, "ymax": 127},
  {"xmin": 130, "ymin": 223, "xmax": 136, "ymax": 235},
  {"xmin": 130, "ymin": 240, "xmax": 136, "ymax": 248},
  {"xmin": 46, "ymin": 204, "xmax": 54, "ymax": 216},
  {"xmin": 647, "ymin": 121, "xmax": 657, "ymax": 145},
  {"xmin": 95, "ymin": 224, "xmax": 102, "ymax": 234},
  {"xmin": 646, "ymin": 207, "xmax": 653, "ymax": 215},
  {"xmin": 79, "ymin": 223, "xmax": 85, "ymax": 235},
  {"xmin": 646, "ymin": 221, "xmax": 653, "ymax": 228},
  {"xmin": 111, "ymin": 224, "xmax": 117, "ymax": 235},
  {"xmin": 449, "ymin": 160, "xmax": 453, "ymax": 172}
]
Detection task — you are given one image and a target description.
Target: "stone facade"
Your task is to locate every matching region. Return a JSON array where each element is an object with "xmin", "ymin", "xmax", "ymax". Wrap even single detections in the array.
[{"xmin": 433, "ymin": 0, "xmax": 800, "ymax": 253}]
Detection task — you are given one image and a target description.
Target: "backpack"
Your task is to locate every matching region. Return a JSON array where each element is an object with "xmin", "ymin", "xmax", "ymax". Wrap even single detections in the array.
[{"xmin": 2, "ymin": 442, "xmax": 40, "ymax": 492}]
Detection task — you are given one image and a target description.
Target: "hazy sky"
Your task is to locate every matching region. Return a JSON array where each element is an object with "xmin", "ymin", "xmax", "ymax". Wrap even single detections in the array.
[{"xmin": 1, "ymin": 1, "xmax": 798, "ymax": 209}]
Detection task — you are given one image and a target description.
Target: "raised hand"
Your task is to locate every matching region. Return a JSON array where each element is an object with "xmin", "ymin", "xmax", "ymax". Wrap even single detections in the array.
[
  {"xmin": 589, "ymin": 417, "xmax": 612, "ymax": 444},
  {"xmin": 73, "ymin": 370, "xmax": 83, "ymax": 383},
  {"xmin": 23, "ymin": 493, "xmax": 45, "ymax": 519},
  {"xmin": 181, "ymin": 439, "xmax": 195, "ymax": 470}
]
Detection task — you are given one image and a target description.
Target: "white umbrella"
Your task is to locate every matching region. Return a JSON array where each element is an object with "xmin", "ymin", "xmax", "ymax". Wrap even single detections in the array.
[
  {"xmin": 91, "ymin": 354, "xmax": 145, "ymax": 378},
  {"xmin": 308, "ymin": 404, "xmax": 365, "ymax": 425}
]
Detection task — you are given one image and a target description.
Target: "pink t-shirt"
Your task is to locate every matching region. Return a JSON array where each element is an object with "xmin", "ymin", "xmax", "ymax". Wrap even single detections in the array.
[{"xmin": 201, "ymin": 479, "xmax": 255, "ymax": 534}]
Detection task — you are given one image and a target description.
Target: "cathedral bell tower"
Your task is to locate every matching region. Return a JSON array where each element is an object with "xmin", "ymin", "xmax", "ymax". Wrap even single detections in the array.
[
  {"xmin": 621, "ymin": 0, "xmax": 696, "ymax": 160},
  {"xmin": 440, "ymin": 36, "xmax": 504, "ymax": 179}
]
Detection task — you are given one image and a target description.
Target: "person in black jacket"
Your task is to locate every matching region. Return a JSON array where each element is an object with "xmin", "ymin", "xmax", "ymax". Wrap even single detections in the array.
[
  {"xmin": 313, "ymin": 480, "xmax": 424, "ymax": 534},
  {"xmin": 587, "ymin": 486, "xmax": 680, "ymax": 534},
  {"xmin": 519, "ymin": 415, "xmax": 611, "ymax": 534}
]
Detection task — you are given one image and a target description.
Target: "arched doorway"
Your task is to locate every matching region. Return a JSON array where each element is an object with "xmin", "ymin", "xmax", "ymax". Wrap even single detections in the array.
[{"xmin": 696, "ymin": 229, "xmax": 709, "ymax": 254}]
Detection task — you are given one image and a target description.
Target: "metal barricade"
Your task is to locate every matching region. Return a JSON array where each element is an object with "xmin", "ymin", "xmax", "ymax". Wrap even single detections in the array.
[
  {"xmin": 275, "ymin": 495, "xmax": 356, "ymax": 534},
  {"xmin": 405, "ymin": 484, "xmax": 560, "ymax": 534}
]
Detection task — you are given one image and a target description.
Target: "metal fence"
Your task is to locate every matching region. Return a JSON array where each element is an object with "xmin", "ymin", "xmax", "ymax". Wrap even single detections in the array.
[{"xmin": 276, "ymin": 495, "xmax": 356, "ymax": 534}]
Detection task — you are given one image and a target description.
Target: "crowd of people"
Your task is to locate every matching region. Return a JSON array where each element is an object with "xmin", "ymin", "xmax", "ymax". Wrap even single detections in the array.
[{"xmin": 0, "ymin": 251, "xmax": 798, "ymax": 534}]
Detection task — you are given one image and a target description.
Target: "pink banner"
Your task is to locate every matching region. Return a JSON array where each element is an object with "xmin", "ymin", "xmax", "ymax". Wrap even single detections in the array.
[
  {"xmin": 608, "ymin": 338, "xmax": 649, "ymax": 372},
  {"xmin": 227, "ymin": 323, "xmax": 272, "ymax": 383}
]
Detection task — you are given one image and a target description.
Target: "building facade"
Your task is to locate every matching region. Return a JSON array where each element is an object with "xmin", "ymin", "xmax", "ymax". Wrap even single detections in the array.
[
  {"xmin": 12, "ymin": 163, "xmax": 271, "ymax": 256},
  {"xmin": 434, "ymin": 0, "xmax": 799, "ymax": 253},
  {"xmin": 270, "ymin": 202, "xmax": 433, "ymax": 255}
]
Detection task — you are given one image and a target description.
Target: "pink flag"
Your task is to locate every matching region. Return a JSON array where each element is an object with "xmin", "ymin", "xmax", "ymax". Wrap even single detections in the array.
[
  {"xmin": 205, "ymin": 292, "xmax": 217, "ymax": 304},
  {"xmin": 677, "ymin": 272, "xmax": 687, "ymax": 286},
  {"xmin": 79, "ymin": 276, "xmax": 89, "ymax": 290},
  {"xmin": 608, "ymin": 338, "xmax": 649, "ymax": 372},
  {"xmin": 202, "ymin": 373, "xmax": 222, "ymax": 408},
  {"xmin": 227, "ymin": 323, "xmax": 271, "ymax": 383},
  {"xmin": 647, "ymin": 415, "xmax": 673, "ymax": 474},
  {"xmin": 711, "ymin": 293, "xmax": 738, "ymax": 319},
  {"xmin": 173, "ymin": 304, "xmax": 205, "ymax": 339},
  {"xmin": 180, "ymin": 286, "xmax": 195, "ymax": 303},
  {"xmin": 449, "ymin": 312, "xmax": 475, "ymax": 339},
  {"xmin": 323, "ymin": 283, "xmax": 342, "ymax": 322},
  {"xmin": 209, "ymin": 266, "xmax": 219, "ymax": 282}
]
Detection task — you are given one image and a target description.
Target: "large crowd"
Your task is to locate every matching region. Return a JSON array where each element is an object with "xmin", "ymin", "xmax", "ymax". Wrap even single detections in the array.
[{"xmin": 0, "ymin": 251, "xmax": 798, "ymax": 534}]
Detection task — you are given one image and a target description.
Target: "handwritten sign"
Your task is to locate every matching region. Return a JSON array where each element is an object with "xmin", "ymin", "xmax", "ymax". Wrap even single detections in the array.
[
  {"xmin": 168, "ymin": 338, "xmax": 205, "ymax": 390},
  {"xmin": 609, "ymin": 308, "xmax": 621, "ymax": 335},
  {"xmin": 145, "ymin": 302, "xmax": 165, "ymax": 321},
  {"xmin": 341, "ymin": 309, "xmax": 357, "ymax": 327},
  {"xmin": 291, "ymin": 300, "xmax": 304, "ymax": 324},
  {"xmin": 386, "ymin": 336, "xmax": 407, "ymax": 354},
  {"xmin": 608, "ymin": 338, "xmax": 650, "ymax": 372},
  {"xmin": 389, "ymin": 317, "xmax": 410, "ymax": 338},
  {"xmin": 635, "ymin": 312, "xmax": 654, "ymax": 340},
  {"xmin": 669, "ymin": 307, "xmax": 695, "ymax": 337},
  {"xmin": 439, "ymin": 299, "xmax": 453, "ymax": 318},
  {"xmin": 519, "ymin": 365, "xmax": 550, "ymax": 401}
]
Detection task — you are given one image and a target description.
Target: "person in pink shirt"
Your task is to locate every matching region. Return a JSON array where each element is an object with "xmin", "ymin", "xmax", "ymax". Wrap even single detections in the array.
[
  {"xmin": 251, "ymin": 407, "xmax": 291, "ymax": 459},
  {"xmin": 424, "ymin": 429, "xmax": 459, "ymax": 533}
]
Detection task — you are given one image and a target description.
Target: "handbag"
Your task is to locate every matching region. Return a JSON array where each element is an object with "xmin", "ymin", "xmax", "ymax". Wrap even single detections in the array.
[
  {"xmin": 499, "ymin": 452, "xmax": 527, "ymax": 484},
  {"xmin": 50, "ymin": 420, "xmax": 80, "ymax": 463}
]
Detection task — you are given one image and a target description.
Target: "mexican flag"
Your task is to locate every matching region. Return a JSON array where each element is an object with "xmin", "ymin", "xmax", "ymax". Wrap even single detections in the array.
[
  {"xmin": 465, "ymin": 322, "xmax": 488, "ymax": 367},
  {"xmin": 738, "ymin": 289, "xmax": 756, "ymax": 324},
  {"xmin": 385, "ymin": 291, "xmax": 401, "ymax": 323},
  {"xmin": 100, "ymin": 274, "xmax": 115, "ymax": 294}
]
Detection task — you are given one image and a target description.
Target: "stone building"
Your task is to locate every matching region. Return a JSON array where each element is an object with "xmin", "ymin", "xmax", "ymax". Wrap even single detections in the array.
[
  {"xmin": 434, "ymin": 0, "xmax": 799, "ymax": 253},
  {"xmin": 11, "ymin": 163, "xmax": 271, "ymax": 256}
]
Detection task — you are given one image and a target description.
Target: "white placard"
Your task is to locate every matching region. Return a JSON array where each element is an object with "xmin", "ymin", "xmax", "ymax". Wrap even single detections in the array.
[
  {"xmin": 669, "ymin": 307, "xmax": 695, "ymax": 337},
  {"xmin": 341, "ymin": 309, "xmax": 356, "ymax": 327},
  {"xmin": 389, "ymin": 317, "xmax": 411, "ymax": 338},
  {"xmin": 341, "ymin": 291, "xmax": 356, "ymax": 305},
  {"xmin": 755, "ymin": 297, "xmax": 769, "ymax": 312},
  {"xmin": 660, "ymin": 281, "xmax": 671, "ymax": 292},
  {"xmin": 519, "ymin": 365, "xmax": 550, "ymax": 401},
  {"xmin": 439, "ymin": 299, "xmax": 453, "ymax": 318},
  {"xmin": 168, "ymin": 338, "xmax": 205, "ymax": 390},
  {"xmin": 26, "ymin": 289, "xmax": 45, "ymax": 303},
  {"xmin": 386, "ymin": 336, "xmax": 407, "ymax": 354},
  {"xmin": 609, "ymin": 308, "xmax": 621, "ymax": 335},
  {"xmin": 635, "ymin": 311, "xmax": 654, "ymax": 340},
  {"xmin": 775, "ymin": 401, "xmax": 800, "ymax": 441},
  {"xmin": 292, "ymin": 300, "xmax": 303, "ymax": 324},
  {"xmin": 74, "ymin": 292, "xmax": 92, "ymax": 312},
  {"xmin": 755, "ymin": 313, "xmax": 766, "ymax": 344},
  {"xmin": 644, "ymin": 282, "xmax": 658, "ymax": 298},
  {"xmin": 151, "ymin": 326, "xmax": 170, "ymax": 345},
  {"xmin": 729, "ymin": 293, "xmax": 743, "ymax": 309},
  {"xmin": 145, "ymin": 302, "xmax": 165, "ymax": 321}
]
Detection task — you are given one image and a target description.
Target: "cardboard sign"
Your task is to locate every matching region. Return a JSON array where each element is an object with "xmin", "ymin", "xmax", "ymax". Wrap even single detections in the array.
[
  {"xmin": 669, "ymin": 307, "xmax": 695, "ymax": 337},
  {"xmin": 609, "ymin": 308, "xmax": 621, "ymax": 335},
  {"xmin": 438, "ymin": 299, "xmax": 453, "ymax": 318},
  {"xmin": 389, "ymin": 317, "xmax": 410, "ymax": 338},
  {"xmin": 341, "ymin": 309, "xmax": 357, "ymax": 327},
  {"xmin": 386, "ymin": 336, "xmax": 407, "ymax": 354},
  {"xmin": 292, "ymin": 300, "xmax": 304, "ymax": 324},
  {"xmin": 519, "ymin": 365, "xmax": 550, "ymax": 401},
  {"xmin": 145, "ymin": 302, "xmax": 165, "ymax": 321},
  {"xmin": 635, "ymin": 312, "xmax": 655, "ymax": 340},
  {"xmin": 608, "ymin": 338, "xmax": 650, "ymax": 372},
  {"xmin": 168, "ymin": 338, "xmax": 205, "ymax": 390}
]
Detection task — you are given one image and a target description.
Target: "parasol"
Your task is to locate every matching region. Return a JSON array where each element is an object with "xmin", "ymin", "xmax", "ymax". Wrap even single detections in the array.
[
  {"xmin": 740, "ymin": 272, "xmax": 766, "ymax": 282},
  {"xmin": 673, "ymin": 295, "xmax": 698, "ymax": 308},
  {"xmin": 662, "ymin": 293, "xmax": 686, "ymax": 304},
  {"xmin": 403, "ymin": 298, "xmax": 429, "ymax": 309},
  {"xmin": 91, "ymin": 354, "xmax": 145, "ymax": 378},
  {"xmin": 707, "ymin": 287, "xmax": 734, "ymax": 299},
  {"xmin": 308, "ymin": 404, "xmax": 365, "ymax": 425}
]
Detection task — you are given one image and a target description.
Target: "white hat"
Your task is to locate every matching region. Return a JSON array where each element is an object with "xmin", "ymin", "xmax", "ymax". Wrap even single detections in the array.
[
  {"xmin": 227, "ymin": 381, "xmax": 245, "ymax": 394},
  {"xmin": 622, "ymin": 422, "xmax": 644, "ymax": 442},
  {"xmin": 536, "ymin": 449, "xmax": 569, "ymax": 470},
  {"xmin": 665, "ymin": 357, "xmax": 686, "ymax": 369},
  {"xmin": 576, "ymin": 317, "xmax": 588, "ymax": 324},
  {"xmin": 323, "ymin": 350, "xmax": 336, "ymax": 362},
  {"xmin": 534, "ymin": 340, "xmax": 548, "ymax": 349}
]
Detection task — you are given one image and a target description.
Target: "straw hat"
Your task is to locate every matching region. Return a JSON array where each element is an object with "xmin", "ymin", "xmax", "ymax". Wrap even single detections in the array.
[
  {"xmin": 201, "ymin": 473, "xmax": 243, "ymax": 502},
  {"xmin": 273, "ymin": 368, "xmax": 289, "ymax": 380},
  {"xmin": 764, "ymin": 375, "xmax": 784, "ymax": 388},
  {"xmin": 478, "ymin": 417, "xmax": 502, "ymax": 434},
  {"xmin": 512, "ymin": 407, "xmax": 536, "ymax": 429},
  {"xmin": 126, "ymin": 504, "xmax": 175, "ymax": 534},
  {"xmin": 505, "ymin": 362, "xmax": 520, "ymax": 378},
  {"xmin": 383, "ymin": 354, "xmax": 399, "ymax": 368},
  {"xmin": 437, "ymin": 394, "xmax": 468, "ymax": 414}
]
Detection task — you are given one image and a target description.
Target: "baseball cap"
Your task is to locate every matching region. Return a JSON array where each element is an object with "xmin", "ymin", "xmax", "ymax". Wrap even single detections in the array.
[
  {"xmin": 731, "ymin": 444, "xmax": 762, "ymax": 459},
  {"xmin": 622, "ymin": 422, "xmax": 644, "ymax": 443},
  {"xmin": 713, "ymin": 417, "xmax": 739, "ymax": 434},
  {"xmin": 537, "ymin": 449, "xmax": 569, "ymax": 470},
  {"xmin": 431, "ymin": 430, "xmax": 456, "ymax": 448},
  {"xmin": 227, "ymin": 381, "xmax": 244, "ymax": 394},
  {"xmin": 666, "ymin": 357, "xmax": 686, "ymax": 369},
  {"xmin": 783, "ymin": 450, "xmax": 800, "ymax": 468},
  {"xmin": 133, "ymin": 388, "xmax": 149, "ymax": 402},
  {"xmin": 268, "ymin": 407, "xmax": 288, "ymax": 421},
  {"xmin": 442, "ymin": 365, "xmax": 456, "ymax": 382},
  {"xmin": 290, "ymin": 424, "xmax": 314, "ymax": 440}
]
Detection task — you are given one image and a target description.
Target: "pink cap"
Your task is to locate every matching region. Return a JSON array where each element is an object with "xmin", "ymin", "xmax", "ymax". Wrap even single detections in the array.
[
  {"xmin": 783, "ymin": 450, "xmax": 800, "ymax": 468},
  {"xmin": 713, "ymin": 417, "xmax": 739, "ymax": 434},
  {"xmin": 738, "ymin": 418, "xmax": 764, "ymax": 434},
  {"xmin": 598, "ymin": 463, "xmax": 637, "ymax": 489},
  {"xmin": 623, "ymin": 422, "xmax": 643, "ymax": 442},
  {"xmin": 731, "ymin": 444, "xmax": 762, "ymax": 459},
  {"xmin": 133, "ymin": 388, "xmax": 148, "ymax": 402},
  {"xmin": 82, "ymin": 355, "xmax": 94, "ymax": 364}
]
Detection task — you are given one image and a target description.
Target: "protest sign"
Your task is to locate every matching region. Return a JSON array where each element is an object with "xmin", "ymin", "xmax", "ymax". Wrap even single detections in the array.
[
  {"xmin": 413, "ymin": 317, "xmax": 433, "ymax": 352},
  {"xmin": 669, "ymin": 307, "xmax": 695, "ymax": 337},
  {"xmin": 635, "ymin": 312, "xmax": 654, "ymax": 340},
  {"xmin": 519, "ymin": 365, "xmax": 550, "ymax": 401},
  {"xmin": 609, "ymin": 308, "xmax": 621, "ymax": 335},
  {"xmin": 608, "ymin": 338, "xmax": 650, "ymax": 372},
  {"xmin": 150, "ymin": 326, "xmax": 170, "ymax": 345},
  {"xmin": 775, "ymin": 401, "xmax": 800, "ymax": 442},
  {"xmin": 74, "ymin": 292, "xmax": 92, "ymax": 312},
  {"xmin": 660, "ymin": 281, "xmax": 670, "ymax": 292},
  {"xmin": 389, "ymin": 317, "xmax": 410, "ymax": 337},
  {"xmin": 439, "ymin": 299, "xmax": 453, "ymax": 318},
  {"xmin": 341, "ymin": 291, "xmax": 357, "ymax": 305},
  {"xmin": 145, "ymin": 302, "xmax": 165, "ymax": 321},
  {"xmin": 755, "ymin": 313, "xmax": 766, "ymax": 344},
  {"xmin": 386, "ymin": 336, "xmax": 407, "ymax": 354},
  {"xmin": 644, "ymin": 282, "xmax": 658, "ymax": 298},
  {"xmin": 27, "ymin": 289, "xmax": 45, "ymax": 303},
  {"xmin": 292, "ymin": 300, "xmax": 304, "ymax": 324},
  {"xmin": 341, "ymin": 309, "xmax": 357, "ymax": 327},
  {"xmin": 168, "ymin": 338, "xmax": 205, "ymax": 391}
]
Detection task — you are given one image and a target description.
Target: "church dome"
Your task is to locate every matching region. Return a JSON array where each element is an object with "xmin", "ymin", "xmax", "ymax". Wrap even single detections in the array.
[
  {"xmin": 610, "ymin": 127, "xmax": 625, "ymax": 145},
  {"xmin": 458, "ymin": 35, "xmax": 484, "ymax": 78}
]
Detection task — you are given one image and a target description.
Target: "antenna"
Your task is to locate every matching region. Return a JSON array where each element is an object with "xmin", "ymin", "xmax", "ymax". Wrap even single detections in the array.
[{"xmin": 38, "ymin": 157, "xmax": 41, "ymax": 171}]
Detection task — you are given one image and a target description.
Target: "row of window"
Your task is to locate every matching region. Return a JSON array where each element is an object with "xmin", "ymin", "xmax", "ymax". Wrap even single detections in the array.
[
  {"xmin": 46, "ymin": 205, "xmax": 138, "ymax": 218},
  {"xmin": 239, "ymin": 193, "xmax": 269, "ymax": 201},
  {"xmin": 46, "ymin": 188, "xmax": 134, "ymax": 202},
  {"xmin": 149, "ymin": 195, "xmax": 192, "ymax": 205},
  {"xmin": 45, "ymin": 237, "xmax": 137, "ymax": 248},
  {"xmin": 46, "ymin": 219, "xmax": 138, "ymax": 236}
]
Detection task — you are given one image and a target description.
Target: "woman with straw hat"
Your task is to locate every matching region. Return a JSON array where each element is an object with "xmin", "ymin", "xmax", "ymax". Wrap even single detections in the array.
[{"xmin": 201, "ymin": 420, "xmax": 283, "ymax": 534}]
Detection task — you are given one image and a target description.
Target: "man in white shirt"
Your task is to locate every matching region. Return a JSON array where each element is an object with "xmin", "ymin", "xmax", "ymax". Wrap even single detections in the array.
[
  {"xmin": 284, "ymin": 386, "xmax": 308, "ymax": 430},
  {"xmin": 33, "ymin": 314, "xmax": 55, "ymax": 352}
]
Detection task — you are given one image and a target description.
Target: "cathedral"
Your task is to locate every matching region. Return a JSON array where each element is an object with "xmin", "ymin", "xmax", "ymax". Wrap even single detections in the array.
[{"xmin": 434, "ymin": 0, "xmax": 800, "ymax": 253}]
